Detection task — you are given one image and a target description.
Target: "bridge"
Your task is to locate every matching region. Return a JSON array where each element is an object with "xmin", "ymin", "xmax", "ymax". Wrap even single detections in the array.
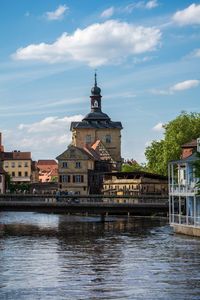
[{"xmin": 0, "ymin": 194, "xmax": 169, "ymax": 220}]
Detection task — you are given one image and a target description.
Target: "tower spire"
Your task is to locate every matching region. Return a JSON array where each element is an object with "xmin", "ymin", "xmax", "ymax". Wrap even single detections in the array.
[{"xmin": 94, "ymin": 70, "xmax": 97, "ymax": 87}]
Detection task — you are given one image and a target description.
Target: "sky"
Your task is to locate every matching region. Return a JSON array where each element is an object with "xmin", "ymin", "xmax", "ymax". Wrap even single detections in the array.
[{"xmin": 0, "ymin": 0, "xmax": 200, "ymax": 162}]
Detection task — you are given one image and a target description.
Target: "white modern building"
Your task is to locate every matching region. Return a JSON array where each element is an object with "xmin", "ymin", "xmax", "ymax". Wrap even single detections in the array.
[{"xmin": 168, "ymin": 138, "xmax": 200, "ymax": 237}]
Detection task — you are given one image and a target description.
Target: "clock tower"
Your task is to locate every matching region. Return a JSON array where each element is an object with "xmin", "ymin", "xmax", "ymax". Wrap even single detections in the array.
[{"xmin": 70, "ymin": 73, "xmax": 123, "ymax": 170}]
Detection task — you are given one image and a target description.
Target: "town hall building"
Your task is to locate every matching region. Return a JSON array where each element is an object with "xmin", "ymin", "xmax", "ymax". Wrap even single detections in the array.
[{"xmin": 56, "ymin": 74, "xmax": 123, "ymax": 195}]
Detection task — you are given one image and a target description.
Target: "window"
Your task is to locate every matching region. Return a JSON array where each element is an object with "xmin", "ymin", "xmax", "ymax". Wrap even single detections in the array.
[
  {"xmin": 75, "ymin": 162, "xmax": 81, "ymax": 168},
  {"xmin": 25, "ymin": 171, "xmax": 28, "ymax": 177},
  {"xmin": 61, "ymin": 175, "xmax": 70, "ymax": 183},
  {"xmin": 11, "ymin": 162, "xmax": 15, "ymax": 168},
  {"xmin": 73, "ymin": 175, "xmax": 84, "ymax": 183},
  {"xmin": 24, "ymin": 162, "xmax": 28, "ymax": 167},
  {"xmin": 4, "ymin": 162, "xmax": 9, "ymax": 168},
  {"xmin": 62, "ymin": 162, "xmax": 68, "ymax": 168},
  {"xmin": 18, "ymin": 162, "xmax": 22, "ymax": 168},
  {"xmin": 12, "ymin": 172, "xmax": 15, "ymax": 177},
  {"xmin": 18, "ymin": 171, "xmax": 22, "ymax": 177},
  {"xmin": 105, "ymin": 134, "xmax": 111, "ymax": 143},
  {"xmin": 85, "ymin": 135, "xmax": 91, "ymax": 144}
]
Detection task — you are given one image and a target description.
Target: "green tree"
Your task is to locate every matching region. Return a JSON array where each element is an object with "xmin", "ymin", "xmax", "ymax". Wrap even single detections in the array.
[
  {"xmin": 145, "ymin": 140, "xmax": 165, "ymax": 175},
  {"xmin": 122, "ymin": 161, "xmax": 146, "ymax": 172},
  {"xmin": 51, "ymin": 176, "xmax": 58, "ymax": 182},
  {"xmin": 145, "ymin": 112, "xmax": 200, "ymax": 175},
  {"xmin": 193, "ymin": 152, "xmax": 200, "ymax": 193}
]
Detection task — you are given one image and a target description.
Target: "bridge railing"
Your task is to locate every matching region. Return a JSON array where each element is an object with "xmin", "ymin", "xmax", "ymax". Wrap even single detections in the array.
[{"xmin": 0, "ymin": 194, "xmax": 168, "ymax": 205}]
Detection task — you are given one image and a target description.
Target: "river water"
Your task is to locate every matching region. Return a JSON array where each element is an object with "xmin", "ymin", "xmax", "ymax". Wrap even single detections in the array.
[{"xmin": 0, "ymin": 212, "xmax": 200, "ymax": 300}]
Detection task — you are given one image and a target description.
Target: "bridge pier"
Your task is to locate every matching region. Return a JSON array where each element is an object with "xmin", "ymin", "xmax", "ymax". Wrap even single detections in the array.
[{"xmin": 100, "ymin": 214, "xmax": 105, "ymax": 222}]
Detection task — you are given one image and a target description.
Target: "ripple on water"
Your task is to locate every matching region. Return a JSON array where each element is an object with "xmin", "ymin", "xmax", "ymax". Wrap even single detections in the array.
[{"xmin": 0, "ymin": 213, "xmax": 200, "ymax": 300}]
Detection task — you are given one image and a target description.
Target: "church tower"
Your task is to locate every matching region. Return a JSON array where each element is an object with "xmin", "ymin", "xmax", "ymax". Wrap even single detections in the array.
[{"xmin": 70, "ymin": 73, "xmax": 123, "ymax": 170}]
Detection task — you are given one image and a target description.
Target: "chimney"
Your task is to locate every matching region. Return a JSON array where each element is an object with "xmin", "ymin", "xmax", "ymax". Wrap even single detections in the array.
[{"xmin": 0, "ymin": 132, "xmax": 4, "ymax": 152}]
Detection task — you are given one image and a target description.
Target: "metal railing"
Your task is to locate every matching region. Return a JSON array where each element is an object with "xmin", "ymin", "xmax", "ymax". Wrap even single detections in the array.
[
  {"xmin": 169, "ymin": 184, "xmax": 199, "ymax": 195},
  {"xmin": 170, "ymin": 214, "xmax": 200, "ymax": 227},
  {"xmin": 0, "ymin": 194, "xmax": 168, "ymax": 205}
]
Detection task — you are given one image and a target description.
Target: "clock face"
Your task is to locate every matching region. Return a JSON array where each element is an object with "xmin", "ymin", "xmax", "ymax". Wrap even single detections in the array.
[{"xmin": 93, "ymin": 100, "xmax": 98, "ymax": 108}]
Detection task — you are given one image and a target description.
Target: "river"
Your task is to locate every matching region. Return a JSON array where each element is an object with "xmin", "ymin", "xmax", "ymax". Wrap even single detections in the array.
[{"xmin": 0, "ymin": 212, "xmax": 200, "ymax": 300}]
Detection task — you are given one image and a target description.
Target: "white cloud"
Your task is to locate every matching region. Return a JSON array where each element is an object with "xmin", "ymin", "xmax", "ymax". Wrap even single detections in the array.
[
  {"xmin": 125, "ymin": 0, "xmax": 159, "ymax": 13},
  {"xmin": 145, "ymin": 0, "xmax": 159, "ymax": 9},
  {"xmin": 173, "ymin": 4, "xmax": 200, "ymax": 25},
  {"xmin": 170, "ymin": 79, "xmax": 200, "ymax": 92},
  {"xmin": 4, "ymin": 115, "xmax": 83, "ymax": 160},
  {"xmin": 18, "ymin": 115, "xmax": 83, "ymax": 133},
  {"xmin": 101, "ymin": 7, "xmax": 114, "ymax": 18},
  {"xmin": 192, "ymin": 48, "xmax": 200, "ymax": 57},
  {"xmin": 152, "ymin": 122, "xmax": 163, "ymax": 131},
  {"xmin": 45, "ymin": 4, "xmax": 69, "ymax": 21},
  {"xmin": 13, "ymin": 20, "xmax": 161, "ymax": 67},
  {"xmin": 151, "ymin": 79, "xmax": 200, "ymax": 95}
]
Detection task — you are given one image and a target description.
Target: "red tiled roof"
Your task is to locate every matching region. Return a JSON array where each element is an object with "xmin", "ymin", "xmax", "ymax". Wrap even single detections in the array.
[
  {"xmin": 83, "ymin": 147, "xmax": 100, "ymax": 160},
  {"xmin": 37, "ymin": 160, "xmax": 58, "ymax": 165},
  {"xmin": 0, "ymin": 151, "xmax": 31, "ymax": 160},
  {"xmin": 91, "ymin": 140, "xmax": 101, "ymax": 150}
]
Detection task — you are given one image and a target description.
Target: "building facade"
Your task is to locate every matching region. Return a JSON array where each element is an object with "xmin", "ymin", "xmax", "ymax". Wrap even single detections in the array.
[
  {"xmin": 0, "ymin": 151, "xmax": 32, "ymax": 185},
  {"xmin": 169, "ymin": 138, "xmax": 200, "ymax": 237},
  {"xmin": 0, "ymin": 163, "xmax": 6, "ymax": 194},
  {"xmin": 70, "ymin": 73, "xmax": 123, "ymax": 170},
  {"xmin": 57, "ymin": 145, "xmax": 95, "ymax": 195},
  {"xmin": 103, "ymin": 171, "xmax": 168, "ymax": 196},
  {"xmin": 37, "ymin": 160, "xmax": 58, "ymax": 182},
  {"xmin": 57, "ymin": 74, "xmax": 123, "ymax": 194}
]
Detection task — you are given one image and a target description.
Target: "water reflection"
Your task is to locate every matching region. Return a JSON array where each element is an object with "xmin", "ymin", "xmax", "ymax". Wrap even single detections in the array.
[{"xmin": 0, "ymin": 212, "xmax": 200, "ymax": 300}]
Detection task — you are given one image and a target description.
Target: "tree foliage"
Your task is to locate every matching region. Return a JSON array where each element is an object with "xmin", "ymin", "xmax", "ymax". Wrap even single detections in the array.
[
  {"xmin": 122, "ymin": 161, "xmax": 146, "ymax": 172},
  {"xmin": 193, "ymin": 152, "xmax": 200, "ymax": 192},
  {"xmin": 145, "ymin": 112, "xmax": 200, "ymax": 176}
]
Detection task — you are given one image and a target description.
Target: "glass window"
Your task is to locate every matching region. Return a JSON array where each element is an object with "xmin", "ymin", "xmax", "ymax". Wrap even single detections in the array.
[
  {"xmin": 105, "ymin": 135, "xmax": 111, "ymax": 143},
  {"xmin": 85, "ymin": 135, "xmax": 91, "ymax": 144},
  {"xmin": 73, "ymin": 175, "xmax": 84, "ymax": 183},
  {"xmin": 4, "ymin": 162, "xmax": 9, "ymax": 168},
  {"xmin": 25, "ymin": 171, "xmax": 28, "ymax": 177},
  {"xmin": 62, "ymin": 175, "xmax": 70, "ymax": 183},
  {"xmin": 11, "ymin": 162, "xmax": 15, "ymax": 168},
  {"xmin": 18, "ymin": 162, "xmax": 22, "ymax": 168},
  {"xmin": 12, "ymin": 172, "xmax": 15, "ymax": 177},
  {"xmin": 24, "ymin": 162, "xmax": 28, "ymax": 167},
  {"xmin": 75, "ymin": 162, "xmax": 81, "ymax": 168},
  {"xmin": 18, "ymin": 171, "xmax": 22, "ymax": 177},
  {"xmin": 62, "ymin": 162, "xmax": 68, "ymax": 168}
]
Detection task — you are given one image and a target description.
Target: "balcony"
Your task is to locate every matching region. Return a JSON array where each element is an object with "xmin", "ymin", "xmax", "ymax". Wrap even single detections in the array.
[{"xmin": 169, "ymin": 183, "xmax": 199, "ymax": 196}]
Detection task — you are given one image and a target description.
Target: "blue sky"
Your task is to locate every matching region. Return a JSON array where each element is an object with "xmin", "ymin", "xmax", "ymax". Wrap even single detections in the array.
[{"xmin": 0, "ymin": 0, "xmax": 200, "ymax": 162}]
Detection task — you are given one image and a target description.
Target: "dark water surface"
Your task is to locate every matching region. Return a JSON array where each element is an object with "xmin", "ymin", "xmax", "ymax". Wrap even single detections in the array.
[{"xmin": 0, "ymin": 212, "xmax": 200, "ymax": 300}]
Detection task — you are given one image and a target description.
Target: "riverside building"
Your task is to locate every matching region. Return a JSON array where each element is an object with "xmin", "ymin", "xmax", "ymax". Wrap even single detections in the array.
[
  {"xmin": 57, "ymin": 74, "xmax": 123, "ymax": 195},
  {"xmin": 168, "ymin": 138, "xmax": 200, "ymax": 237}
]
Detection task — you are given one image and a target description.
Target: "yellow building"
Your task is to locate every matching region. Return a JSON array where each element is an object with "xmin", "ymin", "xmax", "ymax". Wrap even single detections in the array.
[
  {"xmin": 70, "ymin": 73, "xmax": 123, "ymax": 170},
  {"xmin": 57, "ymin": 145, "xmax": 96, "ymax": 195},
  {"xmin": 1, "ymin": 151, "xmax": 32, "ymax": 184},
  {"xmin": 103, "ymin": 171, "xmax": 168, "ymax": 196}
]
